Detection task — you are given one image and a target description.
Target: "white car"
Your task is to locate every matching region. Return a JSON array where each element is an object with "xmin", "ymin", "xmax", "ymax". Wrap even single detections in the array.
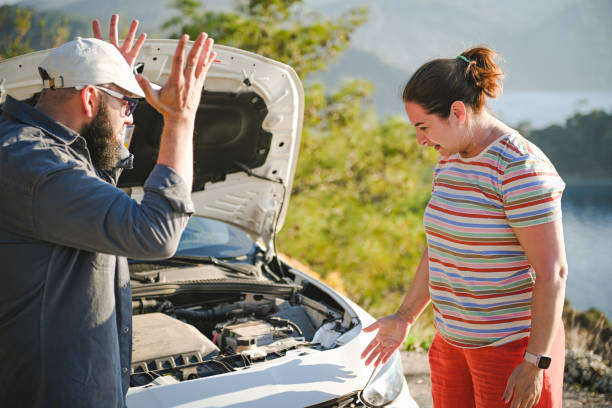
[{"xmin": 0, "ymin": 39, "xmax": 418, "ymax": 408}]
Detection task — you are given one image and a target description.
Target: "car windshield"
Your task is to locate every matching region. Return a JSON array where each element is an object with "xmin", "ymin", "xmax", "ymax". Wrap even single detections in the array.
[{"xmin": 176, "ymin": 216, "xmax": 256, "ymax": 259}]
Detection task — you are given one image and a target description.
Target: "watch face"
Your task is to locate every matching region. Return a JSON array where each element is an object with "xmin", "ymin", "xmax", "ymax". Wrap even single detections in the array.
[{"xmin": 538, "ymin": 356, "xmax": 552, "ymax": 369}]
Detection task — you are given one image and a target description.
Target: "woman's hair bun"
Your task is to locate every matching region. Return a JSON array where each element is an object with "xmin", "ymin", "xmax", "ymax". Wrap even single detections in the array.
[
  {"xmin": 460, "ymin": 46, "xmax": 504, "ymax": 99},
  {"xmin": 403, "ymin": 44, "xmax": 504, "ymax": 116}
]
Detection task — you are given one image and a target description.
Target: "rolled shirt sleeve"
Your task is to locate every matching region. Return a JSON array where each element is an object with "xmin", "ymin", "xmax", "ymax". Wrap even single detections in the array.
[
  {"xmin": 143, "ymin": 164, "xmax": 195, "ymax": 214},
  {"xmin": 32, "ymin": 161, "xmax": 193, "ymax": 260}
]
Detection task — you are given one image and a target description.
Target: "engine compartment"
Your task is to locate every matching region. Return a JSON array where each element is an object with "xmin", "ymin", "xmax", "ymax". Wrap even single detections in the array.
[{"xmin": 130, "ymin": 289, "xmax": 350, "ymax": 387}]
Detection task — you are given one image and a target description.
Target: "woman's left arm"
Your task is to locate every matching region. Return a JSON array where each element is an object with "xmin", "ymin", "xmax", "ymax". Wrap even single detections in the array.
[{"xmin": 503, "ymin": 218, "xmax": 568, "ymax": 408}]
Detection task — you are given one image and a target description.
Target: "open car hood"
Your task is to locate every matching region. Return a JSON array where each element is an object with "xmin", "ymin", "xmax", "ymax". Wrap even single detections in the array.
[{"xmin": 0, "ymin": 39, "xmax": 304, "ymax": 246}]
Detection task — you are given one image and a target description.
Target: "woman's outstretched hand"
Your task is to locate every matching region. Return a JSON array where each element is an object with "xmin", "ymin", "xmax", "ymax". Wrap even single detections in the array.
[{"xmin": 361, "ymin": 313, "xmax": 412, "ymax": 367}]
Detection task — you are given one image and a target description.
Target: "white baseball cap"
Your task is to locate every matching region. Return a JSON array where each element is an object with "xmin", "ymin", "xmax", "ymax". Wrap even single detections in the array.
[{"xmin": 38, "ymin": 37, "xmax": 145, "ymax": 98}]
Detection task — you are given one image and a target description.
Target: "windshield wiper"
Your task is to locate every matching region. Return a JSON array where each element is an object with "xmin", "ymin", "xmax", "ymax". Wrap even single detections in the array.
[{"xmin": 171, "ymin": 255, "xmax": 259, "ymax": 277}]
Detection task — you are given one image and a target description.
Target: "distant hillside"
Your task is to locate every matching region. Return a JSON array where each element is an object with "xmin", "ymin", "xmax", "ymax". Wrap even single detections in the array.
[
  {"xmin": 508, "ymin": 0, "xmax": 612, "ymax": 90},
  {"xmin": 20, "ymin": 0, "xmax": 227, "ymax": 35},
  {"xmin": 14, "ymin": 0, "xmax": 612, "ymax": 92},
  {"xmin": 527, "ymin": 109, "xmax": 612, "ymax": 179},
  {"xmin": 312, "ymin": 47, "xmax": 411, "ymax": 117},
  {"xmin": 346, "ymin": 0, "xmax": 612, "ymax": 91},
  {"xmin": 17, "ymin": 0, "xmax": 611, "ymax": 93}
]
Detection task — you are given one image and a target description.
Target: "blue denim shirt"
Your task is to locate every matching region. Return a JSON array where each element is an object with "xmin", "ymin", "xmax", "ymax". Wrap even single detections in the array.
[{"xmin": 0, "ymin": 96, "xmax": 194, "ymax": 407}]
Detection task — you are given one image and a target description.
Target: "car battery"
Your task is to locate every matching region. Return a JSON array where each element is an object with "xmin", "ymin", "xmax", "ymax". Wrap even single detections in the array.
[{"xmin": 215, "ymin": 318, "xmax": 294, "ymax": 353}]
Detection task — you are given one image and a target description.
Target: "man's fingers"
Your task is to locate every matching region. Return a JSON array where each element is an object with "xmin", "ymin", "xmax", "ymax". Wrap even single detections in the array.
[
  {"xmin": 207, "ymin": 49, "xmax": 217, "ymax": 65},
  {"xmin": 109, "ymin": 14, "xmax": 119, "ymax": 45},
  {"xmin": 195, "ymin": 38, "xmax": 215, "ymax": 79},
  {"xmin": 132, "ymin": 33, "xmax": 147, "ymax": 57},
  {"xmin": 188, "ymin": 33, "xmax": 207, "ymax": 65},
  {"xmin": 184, "ymin": 33, "xmax": 207, "ymax": 85},
  {"xmin": 135, "ymin": 75, "xmax": 159, "ymax": 108},
  {"xmin": 122, "ymin": 19, "xmax": 139, "ymax": 51},
  {"xmin": 195, "ymin": 38, "xmax": 214, "ymax": 78},
  {"xmin": 124, "ymin": 33, "xmax": 147, "ymax": 68},
  {"xmin": 207, "ymin": 51, "xmax": 217, "ymax": 69},
  {"xmin": 200, "ymin": 51, "xmax": 217, "ymax": 80},
  {"xmin": 168, "ymin": 35, "xmax": 189, "ymax": 86},
  {"xmin": 92, "ymin": 19, "xmax": 103, "ymax": 40}
]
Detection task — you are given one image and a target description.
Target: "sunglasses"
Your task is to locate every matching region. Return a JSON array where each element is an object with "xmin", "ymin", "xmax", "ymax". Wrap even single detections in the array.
[{"xmin": 92, "ymin": 85, "xmax": 139, "ymax": 117}]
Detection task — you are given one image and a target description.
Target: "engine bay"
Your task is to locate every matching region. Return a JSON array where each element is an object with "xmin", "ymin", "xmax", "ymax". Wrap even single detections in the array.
[{"xmin": 130, "ymin": 287, "xmax": 351, "ymax": 387}]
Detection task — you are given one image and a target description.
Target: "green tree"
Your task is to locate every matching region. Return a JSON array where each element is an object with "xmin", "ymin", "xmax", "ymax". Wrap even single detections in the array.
[
  {"xmin": 0, "ymin": 5, "xmax": 85, "ymax": 61},
  {"xmin": 0, "ymin": 6, "xmax": 33, "ymax": 59},
  {"xmin": 163, "ymin": 0, "xmax": 366, "ymax": 79}
]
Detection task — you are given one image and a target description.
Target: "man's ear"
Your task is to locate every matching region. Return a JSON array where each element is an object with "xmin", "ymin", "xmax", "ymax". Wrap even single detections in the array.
[
  {"xmin": 80, "ymin": 86, "xmax": 98, "ymax": 119},
  {"xmin": 450, "ymin": 101, "xmax": 467, "ymax": 126}
]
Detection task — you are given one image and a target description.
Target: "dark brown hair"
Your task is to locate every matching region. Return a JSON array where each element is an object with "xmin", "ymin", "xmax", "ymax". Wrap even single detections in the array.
[{"xmin": 402, "ymin": 46, "xmax": 504, "ymax": 117}]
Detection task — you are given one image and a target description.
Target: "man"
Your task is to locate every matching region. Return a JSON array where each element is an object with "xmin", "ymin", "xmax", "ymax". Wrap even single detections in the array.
[{"xmin": 0, "ymin": 16, "xmax": 216, "ymax": 407}]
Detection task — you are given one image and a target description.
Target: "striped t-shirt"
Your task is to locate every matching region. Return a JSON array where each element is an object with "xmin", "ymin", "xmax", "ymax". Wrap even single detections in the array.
[{"xmin": 424, "ymin": 132, "xmax": 565, "ymax": 348}]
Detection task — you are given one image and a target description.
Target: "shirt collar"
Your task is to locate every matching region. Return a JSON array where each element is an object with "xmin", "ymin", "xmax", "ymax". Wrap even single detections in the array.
[{"xmin": 3, "ymin": 95, "xmax": 81, "ymax": 145}]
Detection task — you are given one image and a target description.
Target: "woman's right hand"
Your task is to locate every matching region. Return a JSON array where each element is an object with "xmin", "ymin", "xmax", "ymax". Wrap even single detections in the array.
[{"xmin": 360, "ymin": 313, "xmax": 412, "ymax": 366}]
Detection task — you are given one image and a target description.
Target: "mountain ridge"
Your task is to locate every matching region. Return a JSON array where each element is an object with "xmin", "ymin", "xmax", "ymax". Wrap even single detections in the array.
[{"xmin": 12, "ymin": 0, "xmax": 612, "ymax": 102}]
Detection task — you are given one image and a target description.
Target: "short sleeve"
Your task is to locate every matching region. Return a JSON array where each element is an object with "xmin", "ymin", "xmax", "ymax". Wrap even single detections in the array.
[{"xmin": 502, "ymin": 155, "xmax": 565, "ymax": 228}]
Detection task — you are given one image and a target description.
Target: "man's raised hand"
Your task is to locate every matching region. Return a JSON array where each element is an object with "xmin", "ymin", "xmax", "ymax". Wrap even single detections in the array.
[
  {"xmin": 92, "ymin": 14, "xmax": 146, "ymax": 68},
  {"xmin": 135, "ymin": 33, "xmax": 216, "ymax": 122}
]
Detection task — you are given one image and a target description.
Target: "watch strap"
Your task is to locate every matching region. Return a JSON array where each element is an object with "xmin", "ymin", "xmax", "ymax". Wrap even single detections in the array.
[{"xmin": 523, "ymin": 350, "xmax": 551, "ymax": 369}]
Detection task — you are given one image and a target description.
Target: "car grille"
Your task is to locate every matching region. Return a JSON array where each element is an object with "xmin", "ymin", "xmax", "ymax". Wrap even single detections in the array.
[{"xmin": 303, "ymin": 391, "xmax": 365, "ymax": 408}]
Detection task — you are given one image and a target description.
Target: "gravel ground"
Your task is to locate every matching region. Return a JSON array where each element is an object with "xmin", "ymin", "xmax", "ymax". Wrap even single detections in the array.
[
  {"xmin": 400, "ymin": 351, "xmax": 612, "ymax": 408},
  {"xmin": 401, "ymin": 351, "xmax": 433, "ymax": 407}
]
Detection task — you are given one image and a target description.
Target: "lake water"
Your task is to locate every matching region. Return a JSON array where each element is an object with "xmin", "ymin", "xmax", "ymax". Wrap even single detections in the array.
[
  {"xmin": 562, "ymin": 182, "xmax": 612, "ymax": 318},
  {"xmin": 487, "ymin": 90, "xmax": 612, "ymax": 128}
]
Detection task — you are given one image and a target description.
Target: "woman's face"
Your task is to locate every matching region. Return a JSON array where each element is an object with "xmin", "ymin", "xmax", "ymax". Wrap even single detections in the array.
[{"xmin": 404, "ymin": 101, "xmax": 463, "ymax": 158}]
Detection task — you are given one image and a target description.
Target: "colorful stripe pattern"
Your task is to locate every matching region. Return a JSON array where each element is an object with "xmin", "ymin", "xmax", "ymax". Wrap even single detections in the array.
[{"xmin": 425, "ymin": 133, "xmax": 565, "ymax": 348}]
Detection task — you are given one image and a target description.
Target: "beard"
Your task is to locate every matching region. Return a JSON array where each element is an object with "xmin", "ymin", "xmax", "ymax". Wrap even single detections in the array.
[{"xmin": 80, "ymin": 101, "xmax": 122, "ymax": 171}]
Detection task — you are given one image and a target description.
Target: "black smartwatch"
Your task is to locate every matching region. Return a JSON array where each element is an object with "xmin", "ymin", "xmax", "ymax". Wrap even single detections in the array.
[{"xmin": 523, "ymin": 350, "xmax": 552, "ymax": 369}]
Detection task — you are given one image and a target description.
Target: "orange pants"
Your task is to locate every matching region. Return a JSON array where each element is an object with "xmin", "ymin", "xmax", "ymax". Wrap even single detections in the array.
[{"xmin": 428, "ymin": 324, "xmax": 565, "ymax": 408}]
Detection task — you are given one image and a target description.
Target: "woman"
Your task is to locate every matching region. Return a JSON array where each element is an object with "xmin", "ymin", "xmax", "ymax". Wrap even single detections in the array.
[{"xmin": 361, "ymin": 46, "xmax": 568, "ymax": 408}]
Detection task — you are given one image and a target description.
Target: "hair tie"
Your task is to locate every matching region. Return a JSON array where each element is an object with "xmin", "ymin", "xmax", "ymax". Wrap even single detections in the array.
[{"xmin": 456, "ymin": 55, "xmax": 471, "ymax": 64}]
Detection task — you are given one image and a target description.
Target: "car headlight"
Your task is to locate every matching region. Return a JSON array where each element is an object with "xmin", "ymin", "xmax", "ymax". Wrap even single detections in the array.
[{"xmin": 360, "ymin": 351, "xmax": 404, "ymax": 407}]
